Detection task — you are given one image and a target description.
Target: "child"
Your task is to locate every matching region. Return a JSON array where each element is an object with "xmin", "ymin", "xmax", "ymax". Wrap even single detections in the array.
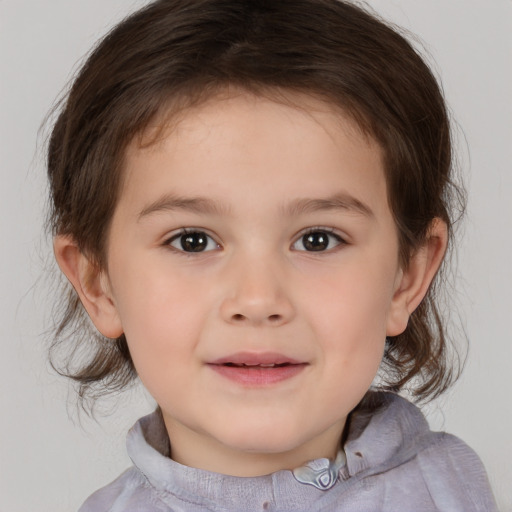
[{"xmin": 47, "ymin": 0, "xmax": 498, "ymax": 510}]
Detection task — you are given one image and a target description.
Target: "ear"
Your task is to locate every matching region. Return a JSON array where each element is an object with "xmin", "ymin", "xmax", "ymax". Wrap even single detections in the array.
[
  {"xmin": 386, "ymin": 219, "xmax": 448, "ymax": 336},
  {"xmin": 53, "ymin": 235, "xmax": 123, "ymax": 339}
]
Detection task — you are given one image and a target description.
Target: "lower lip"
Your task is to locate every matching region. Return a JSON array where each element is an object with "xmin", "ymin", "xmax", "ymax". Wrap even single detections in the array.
[{"xmin": 208, "ymin": 364, "xmax": 307, "ymax": 386}]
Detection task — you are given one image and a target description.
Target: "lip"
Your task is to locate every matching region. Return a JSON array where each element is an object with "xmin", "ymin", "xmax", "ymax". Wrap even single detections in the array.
[{"xmin": 207, "ymin": 352, "xmax": 308, "ymax": 386}]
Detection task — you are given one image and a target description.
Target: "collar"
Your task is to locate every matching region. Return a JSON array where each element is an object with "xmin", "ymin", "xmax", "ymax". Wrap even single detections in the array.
[{"xmin": 126, "ymin": 392, "xmax": 432, "ymax": 509}]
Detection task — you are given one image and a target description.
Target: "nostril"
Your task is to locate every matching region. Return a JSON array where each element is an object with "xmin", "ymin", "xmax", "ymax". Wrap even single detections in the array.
[
  {"xmin": 268, "ymin": 314, "xmax": 282, "ymax": 322},
  {"xmin": 232, "ymin": 313, "xmax": 245, "ymax": 321}
]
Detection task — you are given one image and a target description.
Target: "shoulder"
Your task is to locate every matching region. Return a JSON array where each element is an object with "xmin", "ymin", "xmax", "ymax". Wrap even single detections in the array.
[
  {"xmin": 415, "ymin": 432, "xmax": 498, "ymax": 511},
  {"xmin": 77, "ymin": 467, "xmax": 167, "ymax": 512},
  {"xmin": 347, "ymin": 393, "xmax": 498, "ymax": 511}
]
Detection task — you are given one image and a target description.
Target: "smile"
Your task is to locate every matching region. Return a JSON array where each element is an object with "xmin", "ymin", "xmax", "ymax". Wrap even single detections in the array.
[{"xmin": 207, "ymin": 352, "xmax": 308, "ymax": 386}]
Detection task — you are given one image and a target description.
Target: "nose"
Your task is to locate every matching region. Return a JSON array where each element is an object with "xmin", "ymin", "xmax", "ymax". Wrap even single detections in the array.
[{"xmin": 219, "ymin": 255, "xmax": 295, "ymax": 327}]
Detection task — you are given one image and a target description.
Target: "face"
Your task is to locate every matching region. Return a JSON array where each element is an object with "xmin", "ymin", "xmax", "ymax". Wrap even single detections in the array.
[{"xmin": 101, "ymin": 93, "xmax": 407, "ymax": 475}]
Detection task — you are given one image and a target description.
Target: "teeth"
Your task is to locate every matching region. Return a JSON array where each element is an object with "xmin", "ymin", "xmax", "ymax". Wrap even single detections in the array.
[{"xmin": 227, "ymin": 363, "xmax": 278, "ymax": 368}]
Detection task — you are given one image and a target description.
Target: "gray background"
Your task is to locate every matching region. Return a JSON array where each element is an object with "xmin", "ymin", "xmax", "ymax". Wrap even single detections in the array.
[{"xmin": 1, "ymin": 1, "xmax": 511, "ymax": 510}]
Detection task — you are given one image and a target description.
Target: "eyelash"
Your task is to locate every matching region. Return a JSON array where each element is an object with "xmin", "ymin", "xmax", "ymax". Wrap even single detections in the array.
[
  {"xmin": 292, "ymin": 227, "xmax": 347, "ymax": 253},
  {"xmin": 164, "ymin": 227, "xmax": 347, "ymax": 254},
  {"xmin": 165, "ymin": 228, "xmax": 220, "ymax": 255}
]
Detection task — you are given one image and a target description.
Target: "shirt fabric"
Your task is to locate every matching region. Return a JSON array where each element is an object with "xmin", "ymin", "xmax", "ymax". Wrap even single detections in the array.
[{"xmin": 78, "ymin": 392, "xmax": 498, "ymax": 511}]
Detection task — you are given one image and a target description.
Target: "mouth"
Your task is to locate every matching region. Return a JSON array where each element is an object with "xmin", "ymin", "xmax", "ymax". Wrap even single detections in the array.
[
  {"xmin": 207, "ymin": 352, "xmax": 308, "ymax": 386},
  {"xmin": 222, "ymin": 362, "xmax": 294, "ymax": 368}
]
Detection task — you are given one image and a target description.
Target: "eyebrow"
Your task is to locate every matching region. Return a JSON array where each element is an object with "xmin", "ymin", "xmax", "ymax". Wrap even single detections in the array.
[
  {"xmin": 284, "ymin": 193, "xmax": 374, "ymax": 218},
  {"xmin": 138, "ymin": 194, "xmax": 230, "ymax": 220},
  {"xmin": 138, "ymin": 191, "xmax": 373, "ymax": 220}
]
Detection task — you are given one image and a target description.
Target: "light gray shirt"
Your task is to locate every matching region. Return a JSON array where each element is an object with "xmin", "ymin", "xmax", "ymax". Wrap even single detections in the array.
[{"xmin": 79, "ymin": 392, "xmax": 498, "ymax": 511}]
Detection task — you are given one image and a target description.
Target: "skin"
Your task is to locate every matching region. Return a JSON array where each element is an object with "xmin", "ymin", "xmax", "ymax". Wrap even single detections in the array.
[{"xmin": 55, "ymin": 92, "xmax": 447, "ymax": 477}]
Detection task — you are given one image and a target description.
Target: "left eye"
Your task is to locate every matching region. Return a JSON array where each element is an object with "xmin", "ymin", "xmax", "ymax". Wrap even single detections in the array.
[
  {"xmin": 167, "ymin": 231, "xmax": 219, "ymax": 253},
  {"xmin": 292, "ymin": 230, "xmax": 344, "ymax": 252}
]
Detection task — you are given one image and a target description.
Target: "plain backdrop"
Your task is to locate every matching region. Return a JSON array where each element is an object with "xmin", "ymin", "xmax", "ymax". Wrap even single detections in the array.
[{"xmin": 1, "ymin": 1, "xmax": 511, "ymax": 510}]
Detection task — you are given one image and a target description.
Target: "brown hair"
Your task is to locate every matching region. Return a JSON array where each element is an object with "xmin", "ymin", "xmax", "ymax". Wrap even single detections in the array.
[{"xmin": 47, "ymin": 0, "xmax": 464, "ymax": 407}]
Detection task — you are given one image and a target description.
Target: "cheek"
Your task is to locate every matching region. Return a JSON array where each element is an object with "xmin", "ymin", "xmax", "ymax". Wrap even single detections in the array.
[
  {"xmin": 109, "ymin": 263, "xmax": 211, "ymax": 375},
  {"xmin": 299, "ymin": 256, "xmax": 395, "ymax": 386},
  {"xmin": 305, "ymin": 260, "xmax": 396, "ymax": 340}
]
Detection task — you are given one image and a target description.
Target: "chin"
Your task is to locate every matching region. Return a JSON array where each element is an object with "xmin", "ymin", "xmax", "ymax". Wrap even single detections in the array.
[{"xmin": 216, "ymin": 422, "xmax": 313, "ymax": 456}]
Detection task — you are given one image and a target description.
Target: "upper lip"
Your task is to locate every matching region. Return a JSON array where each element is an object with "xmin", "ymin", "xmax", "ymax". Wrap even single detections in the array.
[{"xmin": 208, "ymin": 352, "xmax": 305, "ymax": 366}]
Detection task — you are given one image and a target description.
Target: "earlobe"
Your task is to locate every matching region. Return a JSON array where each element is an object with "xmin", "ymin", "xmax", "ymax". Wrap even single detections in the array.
[
  {"xmin": 386, "ymin": 219, "xmax": 448, "ymax": 336},
  {"xmin": 53, "ymin": 235, "xmax": 123, "ymax": 339}
]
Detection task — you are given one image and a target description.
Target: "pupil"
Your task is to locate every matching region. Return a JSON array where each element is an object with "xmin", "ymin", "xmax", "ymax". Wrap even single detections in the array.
[
  {"xmin": 181, "ymin": 232, "xmax": 207, "ymax": 252},
  {"xmin": 304, "ymin": 232, "xmax": 329, "ymax": 251}
]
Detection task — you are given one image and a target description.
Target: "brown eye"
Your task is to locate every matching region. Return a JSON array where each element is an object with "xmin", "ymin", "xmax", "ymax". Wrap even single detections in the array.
[
  {"xmin": 303, "ymin": 232, "xmax": 329, "ymax": 251},
  {"xmin": 169, "ymin": 231, "xmax": 218, "ymax": 253},
  {"xmin": 293, "ymin": 229, "xmax": 344, "ymax": 252},
  {"xmin": 181, "ymin": 232, "xmax": 207, "ymax": 252}
]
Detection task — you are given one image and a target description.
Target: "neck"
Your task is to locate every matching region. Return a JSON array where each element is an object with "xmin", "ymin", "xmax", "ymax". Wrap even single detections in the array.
[{"xmin": 162, "ymin": 415, "xmax": 346, "ymax": 477}]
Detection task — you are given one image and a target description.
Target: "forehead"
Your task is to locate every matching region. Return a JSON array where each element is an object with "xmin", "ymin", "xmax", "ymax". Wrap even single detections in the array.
[
  {"xmin": 133, "ymin": 88, "xmax": 375, "ymax": 157},
  {"xmin": 119, "ymin": 91, "xmax": 388, "ymax": 218}
]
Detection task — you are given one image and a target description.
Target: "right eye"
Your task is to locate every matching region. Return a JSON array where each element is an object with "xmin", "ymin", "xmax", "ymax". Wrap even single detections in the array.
[{"xmin": 167, "ymin": 230, "xmax": 219, "ymax": 253}]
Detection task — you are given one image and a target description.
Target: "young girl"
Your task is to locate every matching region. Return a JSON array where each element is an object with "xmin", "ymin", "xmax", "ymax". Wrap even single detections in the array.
[{"xmin": 47, "ymin": 0, "xmax": 498, "ymax": 510}]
